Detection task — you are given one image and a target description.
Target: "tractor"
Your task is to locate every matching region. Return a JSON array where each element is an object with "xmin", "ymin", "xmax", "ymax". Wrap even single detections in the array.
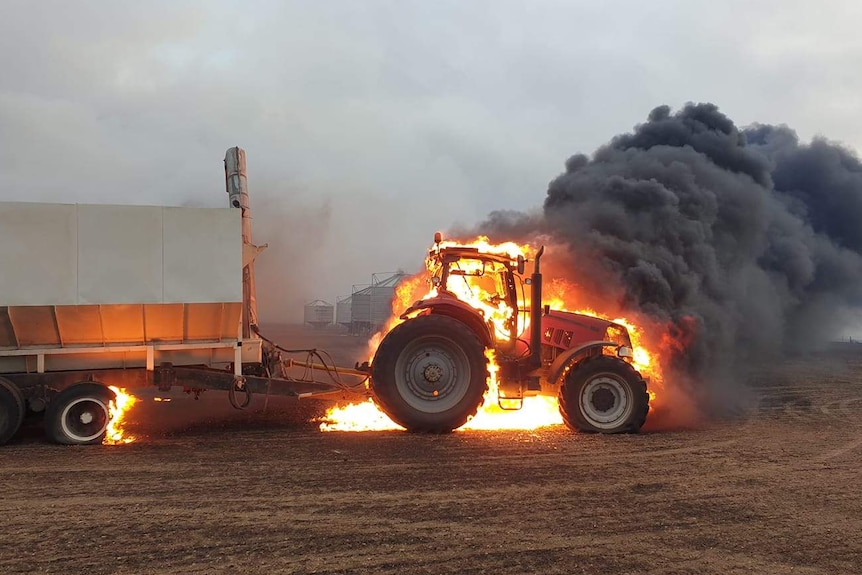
[{"xmin": 369, "ymin": 234, "xmax": 650, "ymax": 433}]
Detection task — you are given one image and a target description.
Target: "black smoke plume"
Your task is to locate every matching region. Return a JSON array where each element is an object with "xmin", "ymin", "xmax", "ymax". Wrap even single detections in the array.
[{"xmin": 475, "ymin": 103, "xmax": 862, "ymax": 421}]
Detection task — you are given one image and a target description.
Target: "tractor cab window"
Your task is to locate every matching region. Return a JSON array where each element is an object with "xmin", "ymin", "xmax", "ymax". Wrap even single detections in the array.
[
  {"xmin": 446, "ymin": 257, "xmax": 518, "ymax": 341},
  {"xmin": 449, "ymin": 258, "xmax": 508, "ymax": 305}
]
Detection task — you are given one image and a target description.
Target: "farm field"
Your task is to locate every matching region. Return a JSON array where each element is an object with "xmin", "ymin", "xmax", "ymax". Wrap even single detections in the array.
[{"xmin": 2, "ymin": 326, "xmax": 861, "ymax": 575}]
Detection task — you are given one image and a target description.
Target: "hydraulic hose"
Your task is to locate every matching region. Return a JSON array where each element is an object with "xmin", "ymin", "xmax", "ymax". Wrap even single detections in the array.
[{"xmin": 228, "ymin": 376, "xmax": 252, "ymax": 409}]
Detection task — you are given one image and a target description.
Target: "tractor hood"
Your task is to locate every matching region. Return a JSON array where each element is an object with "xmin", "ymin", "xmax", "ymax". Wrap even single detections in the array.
[{"xmin": 542, "ymin": 310, "xmax": 632, "ymax": 350}]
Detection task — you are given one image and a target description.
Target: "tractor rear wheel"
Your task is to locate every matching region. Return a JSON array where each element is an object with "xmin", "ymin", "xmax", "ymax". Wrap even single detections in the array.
[
  {"xmin": 0, "ymin": 377, "xmax": 25, "ymax": 446},
  {"xmin": 44, "ymin": 383, "xmax": 116, "ymax": 445},
  {"xmin": 559, "ymin": 355, "xmax": 649, "ymax": 433},
  {"xmin": 371, "ymin": 314, "xmax": 488, "ymax": 432}
]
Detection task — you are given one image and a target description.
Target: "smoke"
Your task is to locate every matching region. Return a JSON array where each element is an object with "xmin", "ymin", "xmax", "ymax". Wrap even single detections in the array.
[
  {"xmin": 254, "ymin": 194, "xmax": 334, "ymax": 324},
  {"xmin": 474, "ymin": 103, "xmax": 862, "ymax": 424}
]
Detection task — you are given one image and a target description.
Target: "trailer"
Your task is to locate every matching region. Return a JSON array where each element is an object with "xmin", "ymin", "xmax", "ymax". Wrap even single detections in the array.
[{"xmin": 0, "ymin": 148, "xmax": 368, "ymax": 446}]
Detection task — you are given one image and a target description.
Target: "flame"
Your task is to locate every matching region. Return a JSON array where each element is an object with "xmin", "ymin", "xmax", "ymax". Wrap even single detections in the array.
[
  {"xmin": 318, "ymin": 349, "xmax": 564, "ymax": 432},
  {"xmin": 435, "ymin": 237, "xmax": 531, "ymax": 261},
  {"xmin": 460, "ymin": 349, "xmax": 562, "ymax": 430},
  {"xmin": 319, "ymin": 399, "xmax": 405, "ymax": 432},
  {"xmin": 103, "ymin": 386, "xmax": 138, "ymax": 445},
  {"xmin": 321, "ymin": 235, "xmax": 669, "ymax": 432}
]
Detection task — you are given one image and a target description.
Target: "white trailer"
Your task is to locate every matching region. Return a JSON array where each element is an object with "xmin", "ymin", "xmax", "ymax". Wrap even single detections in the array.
[{"xmin": 0, "ymin": 149, "xmax": 367, "ymax": 446}]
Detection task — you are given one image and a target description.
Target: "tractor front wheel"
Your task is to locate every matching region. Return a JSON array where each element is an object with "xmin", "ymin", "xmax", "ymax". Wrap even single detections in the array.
[
  {"xmin": 559, "ymin": 355, "xmax": 649, "ymax": 433},
  {"xmin": 371, "ymin": 314, "xmax": 488, "ymax": 432}
]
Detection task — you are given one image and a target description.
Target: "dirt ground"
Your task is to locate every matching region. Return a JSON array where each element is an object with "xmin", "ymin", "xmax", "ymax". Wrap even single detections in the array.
[{"xmin": 2, "ymin": 325, "xmax": 862, "ymax": 575}]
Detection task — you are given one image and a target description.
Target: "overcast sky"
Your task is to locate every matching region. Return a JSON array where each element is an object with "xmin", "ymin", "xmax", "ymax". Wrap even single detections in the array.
[{"xmin": 2, "ymin": 0, "xmax": 860, "ymax": 322}]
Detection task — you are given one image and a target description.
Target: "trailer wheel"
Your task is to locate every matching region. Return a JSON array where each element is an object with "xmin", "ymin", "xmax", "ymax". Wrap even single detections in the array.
[
  {"xmin": 0, "ymin": 377, "xmax": 25, "ymax": 446},
  {"xmin": 559, "ymin": 355, "xmax": 649, "ymax": 434},
  {"xmin": 371, "ymin": 314, "xmax": 488, "ymax": 432},
  {"xmin": 45, "ymin": 383, "xmax": 116, "ymax": 445}
]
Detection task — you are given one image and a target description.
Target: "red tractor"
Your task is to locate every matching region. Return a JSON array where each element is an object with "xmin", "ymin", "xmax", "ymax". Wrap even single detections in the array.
[{"xmin": 370, "ymin": 235, "xmax": 650, "ymax": 433}]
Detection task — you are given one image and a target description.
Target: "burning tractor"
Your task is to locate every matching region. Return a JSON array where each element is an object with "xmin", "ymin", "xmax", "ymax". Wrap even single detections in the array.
[{"xmin": 369, "ymin": 234, "xmax": 650, "ymax": 434}]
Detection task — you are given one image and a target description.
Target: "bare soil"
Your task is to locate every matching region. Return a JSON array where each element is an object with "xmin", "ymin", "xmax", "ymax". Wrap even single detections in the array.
[{"xmin": 2, "ymin": 325, "xmax": 862, "ymax": 574}]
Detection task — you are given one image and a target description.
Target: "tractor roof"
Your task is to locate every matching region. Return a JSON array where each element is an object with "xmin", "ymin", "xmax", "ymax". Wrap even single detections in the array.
[{"xmin": 432, "ymin": 246, "xmax": 520, "ymax": 267}]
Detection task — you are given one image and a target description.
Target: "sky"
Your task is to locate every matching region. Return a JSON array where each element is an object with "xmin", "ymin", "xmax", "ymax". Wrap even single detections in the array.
[{"xmin": 2, "ymin": 0, "xmax": 861, "ymax": 323}]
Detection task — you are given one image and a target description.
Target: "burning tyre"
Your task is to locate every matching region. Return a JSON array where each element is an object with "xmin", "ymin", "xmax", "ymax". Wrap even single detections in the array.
[
  {"xmin": 45, "ymin": 383, "xmax": 116, "ymax": 445},
  {"xmin": 559, "ymin": 355, "xmax": 649, "ymax": 433},
  {"xmin": 371, "ymin": 314, "xmax": 488, "ymax": 432}
]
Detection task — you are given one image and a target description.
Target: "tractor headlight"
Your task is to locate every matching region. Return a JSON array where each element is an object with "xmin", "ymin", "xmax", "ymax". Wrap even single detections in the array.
[{"xmin": 617, "ymin": 346, "xmax": 633, "ymax": 359}]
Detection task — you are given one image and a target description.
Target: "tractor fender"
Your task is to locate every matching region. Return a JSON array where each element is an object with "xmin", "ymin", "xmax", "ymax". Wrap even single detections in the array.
[
  {"xmin": 546, "ymin": 340, "xmax": 622, "ymax": 385},
  {"xmin": 401, "ymin": 299, "xmax": 493, "ymax": 348}
]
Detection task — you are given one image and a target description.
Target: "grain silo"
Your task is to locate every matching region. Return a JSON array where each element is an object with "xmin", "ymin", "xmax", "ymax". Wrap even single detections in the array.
[
  {"xmin": 303, "ymin": 299, "xmax": 334, "ymax": 329},
  {"xmin": 336, "ymin": 295, "xmax": 352, "ymax": 330},
  {"xmin": 349, "ymin": 272, "xmax": 406, "ymax": 335},
  {"xmin": 349, "ymin": 284, "xmax": 372, "ymax": 335}
]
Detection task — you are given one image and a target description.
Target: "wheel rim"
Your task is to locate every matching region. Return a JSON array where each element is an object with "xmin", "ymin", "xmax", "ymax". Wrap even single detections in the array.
[
  {"xmin": 579, "ymin": 373, "xmax": 632, "ymax": 429},
  {"xmin": 60, "ymin": 396, "xmax": 110, "ymax": 442},
  {"xmin": 394, "ymin": 334, "xmax": 472, "ymax": 413}
]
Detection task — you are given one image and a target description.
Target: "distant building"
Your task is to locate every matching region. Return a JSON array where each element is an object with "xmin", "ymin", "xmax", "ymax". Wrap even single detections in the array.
[{"xmin": 303, "ymin": 300, "xmax": 334, "ymax": 328}]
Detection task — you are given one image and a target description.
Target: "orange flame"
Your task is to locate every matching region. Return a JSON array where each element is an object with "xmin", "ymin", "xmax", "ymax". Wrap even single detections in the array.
[
  {"xmin": 319, "ymin": 399, "xmax": 405, "ymax": 432},
  {"xmin": 317, "ymin": 349, "xmax": 564, "ymax": 432},
  {"xmin": 321, "ymin": 236, "xmax": 669, "ymax": 432},
  {"xmin": 103, "ymin": 386, "xmax": 138, "ymax": 445},
  {"xmin": 460, "ymin": 350, "xmax": 562, "ymax": 430}
]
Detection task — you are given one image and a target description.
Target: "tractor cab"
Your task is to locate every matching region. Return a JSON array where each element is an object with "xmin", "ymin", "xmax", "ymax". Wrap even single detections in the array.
[{"xmin": 425, "ymin": 242, "xmax": 525, "ymax": 346}]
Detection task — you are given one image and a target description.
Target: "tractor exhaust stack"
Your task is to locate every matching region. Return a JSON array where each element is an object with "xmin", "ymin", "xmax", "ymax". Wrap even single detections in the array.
[{"xmin": 530, "ymin": 245, "xmax": 545, "ymax": 369}]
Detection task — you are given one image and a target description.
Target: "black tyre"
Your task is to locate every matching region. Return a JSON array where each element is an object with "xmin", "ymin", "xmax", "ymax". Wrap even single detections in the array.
[
  {"xmin": 371, "ymin": 314, "xmax": 488, "ymax": 432},
  {"xmin": 559, "ymin": 355, "xmax": 649, "ymax": 433},
  {"xmin": 45, "ymin": 383, "xmax": 116, "ymax": 445},
  {"xmin": 0, "ymin": 377, "xmax": 25, "ymax": 446}
]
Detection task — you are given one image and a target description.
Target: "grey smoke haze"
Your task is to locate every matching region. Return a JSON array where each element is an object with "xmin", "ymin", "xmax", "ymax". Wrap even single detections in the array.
[
  {"xmin": 476, "ymin": 103, "xmax": 862, "ymax": 414},
  {"xmin": 2, "ymin": 1, "xmax": 862, "ymax": 324}
]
